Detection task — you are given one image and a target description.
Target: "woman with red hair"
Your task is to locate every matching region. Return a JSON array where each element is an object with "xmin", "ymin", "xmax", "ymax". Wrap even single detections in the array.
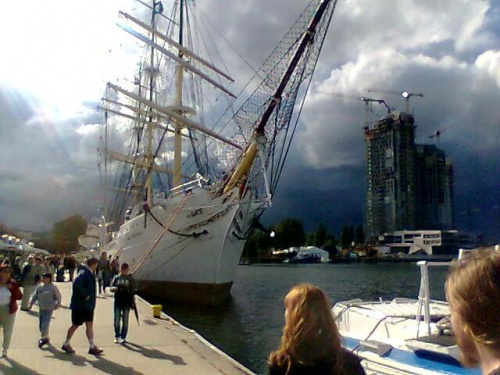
[
  {"xmin": 268, "ymin": 283, "xmax": 365, "ymax": 375},
  {"xmin": 446, "ymin": 246, "xmax": 500, "ymax": 374}
]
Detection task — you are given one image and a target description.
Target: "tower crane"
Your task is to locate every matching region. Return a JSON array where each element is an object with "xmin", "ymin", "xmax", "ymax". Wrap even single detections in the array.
[
  {"xmin": 312, "ymin": 90, "xmax": 393, "ymax": 128},
  {"xmin": 366, "ymin": 89, "xmax": 423, "ymax": 113},
  {"xmin": 429, "ymin": 129, "xmax": 445, "ymax": 148},
  {"xmin": 428, "ymin": 124, "xmax": 454, "ymax": 148}
]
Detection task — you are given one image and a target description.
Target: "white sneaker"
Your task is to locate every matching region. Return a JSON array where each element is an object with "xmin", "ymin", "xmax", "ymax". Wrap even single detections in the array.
[
  {"xmin": 119, "ymin": 338, "xmax": 125, "ymax": 344},
  {"xmin": 114, "ymin": 338, "xmax": 120, "ymax": 344}
]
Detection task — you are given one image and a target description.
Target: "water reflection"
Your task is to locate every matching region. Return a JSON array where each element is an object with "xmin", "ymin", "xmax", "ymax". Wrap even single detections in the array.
[{"xmin": 147, "ymin": 263, "xmax": 450, "ymax": 374}]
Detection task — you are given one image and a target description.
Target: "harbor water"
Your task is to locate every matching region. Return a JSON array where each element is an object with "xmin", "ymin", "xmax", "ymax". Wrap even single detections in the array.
[{"xmin": 161, "ymin": 263, "xmax": 450, "ymax": 375}]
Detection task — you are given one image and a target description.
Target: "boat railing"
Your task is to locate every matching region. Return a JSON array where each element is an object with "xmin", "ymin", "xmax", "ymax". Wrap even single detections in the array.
[
  {"xmin": 416, "ymin": 261, "xmax": 451, "ymax": 337},
  {"xmin": 170, "ymin": 174, "xmax": 209, "ymax": 195}
]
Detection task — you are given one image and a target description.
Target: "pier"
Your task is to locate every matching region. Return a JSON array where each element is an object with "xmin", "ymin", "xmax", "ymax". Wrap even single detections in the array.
[{"xmin": 2, "ymin": 281, "xmax": 255, "ymax": 375}]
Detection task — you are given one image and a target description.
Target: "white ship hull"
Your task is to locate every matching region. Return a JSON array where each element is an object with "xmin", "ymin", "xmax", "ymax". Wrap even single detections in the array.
[{"xmin": 104, "ymin": 186, "xmax": 262, "ymax": 305}]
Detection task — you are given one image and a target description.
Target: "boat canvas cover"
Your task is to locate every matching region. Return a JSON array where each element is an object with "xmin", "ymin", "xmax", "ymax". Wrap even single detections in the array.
[{"xmin": 295, "ymin": 246, "xmax": 329, "ymax": 262}]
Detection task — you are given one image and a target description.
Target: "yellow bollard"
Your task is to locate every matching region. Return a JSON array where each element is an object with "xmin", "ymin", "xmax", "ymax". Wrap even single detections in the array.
[{"xmin": 152, "ymin": 304, "xmax": 162, "ymax": 318}]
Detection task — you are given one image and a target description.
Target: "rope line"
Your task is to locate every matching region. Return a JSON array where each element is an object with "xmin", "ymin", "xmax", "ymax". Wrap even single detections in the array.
[{"xmin": 131, "ymin": 192, "xmax": 192, "ymax": 274}]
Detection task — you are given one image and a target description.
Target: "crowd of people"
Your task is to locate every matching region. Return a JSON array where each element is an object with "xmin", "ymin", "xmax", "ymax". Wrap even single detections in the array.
[
  {"xmin": 0, "ymin": 251, "xmax": 135, "ymax": 358},
  {"xmin": 0, "ymin": 246, "xmax": 498, "ymax": 374}
]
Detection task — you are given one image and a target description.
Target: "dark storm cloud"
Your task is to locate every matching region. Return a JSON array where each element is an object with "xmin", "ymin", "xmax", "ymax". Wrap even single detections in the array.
[
  {"xmin": 249, "ymin": 0, "xmax": 499, "ymax": 239},
  {"xmin": 0, "ymin": 0, "xmax": 498, "ymax": 242},
  {"xmin": 291, "ymin": 46, "xmax": 500, "ymax": 238},
  {"xmin": 263, "ymin": 159, "xmax": 366, "ymax": 234}
]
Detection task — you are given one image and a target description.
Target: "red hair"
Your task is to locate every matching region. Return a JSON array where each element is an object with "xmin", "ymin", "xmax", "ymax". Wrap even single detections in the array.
[
  {"xmin": 268, "ymin": 284, "xmax": 344, "ymax": 374},
  {"xmin": 446, "ymin": 247, "xmax": 500, "ymax": 351}
]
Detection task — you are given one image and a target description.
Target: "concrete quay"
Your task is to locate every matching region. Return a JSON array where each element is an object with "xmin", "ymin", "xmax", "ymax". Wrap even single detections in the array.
[{"xmin": 1, "ymin": 281, "xmax": 256, "ymax": 375}]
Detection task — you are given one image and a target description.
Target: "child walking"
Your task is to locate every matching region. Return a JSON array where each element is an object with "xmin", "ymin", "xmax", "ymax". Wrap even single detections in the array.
[{"xmin": 29, "ymin": 272, "xmax": 62, "ymax": 348}]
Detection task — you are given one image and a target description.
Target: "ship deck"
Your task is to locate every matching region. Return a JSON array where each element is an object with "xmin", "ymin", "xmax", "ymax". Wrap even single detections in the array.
[{"xmin": 1, "ymin": 280, "xmax": 255, "ymax": 375}]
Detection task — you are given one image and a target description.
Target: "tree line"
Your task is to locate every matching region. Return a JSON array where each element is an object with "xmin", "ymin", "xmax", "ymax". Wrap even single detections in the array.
[
  {"xmin": 3, "ymin": 215, "xmax": 363, "ymax": 257},
  {"xmin": 242, "ymin": 218, "xmax": 364, "ymax": 259},
  {"xmin": 1, "ymin": 215, "xmax": 87, "ymax": 254}
]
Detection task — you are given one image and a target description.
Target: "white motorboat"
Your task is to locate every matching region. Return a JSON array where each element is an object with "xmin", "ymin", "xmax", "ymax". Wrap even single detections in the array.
[{"xmin": 333, "ymin": 261, "xmax": 480, "ymax": 375}]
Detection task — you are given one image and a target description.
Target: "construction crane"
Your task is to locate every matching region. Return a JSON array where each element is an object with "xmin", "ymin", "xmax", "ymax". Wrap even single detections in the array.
[
  {"xmin": 428, "ymin": 124, "xmax": 455, "ymax": 148},
  {"xmin": 312, "ymin": 90, "xmax": 393, "ymax": 128},
  {"xmin": 429, "ymin": 129, "xmax": 445, "ymax": 147},
  {"xmin": 366, "ymin": 89, "xmax": 423, "ymax": 113}
]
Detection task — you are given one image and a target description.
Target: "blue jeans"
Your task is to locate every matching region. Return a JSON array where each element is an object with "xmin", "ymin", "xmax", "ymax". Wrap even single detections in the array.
[
  {"xmin": 39, "ymin": 310, "xmax": 53, "ymax": 338},
  {"xmin": 114, "ymin": 305, "xmax": 130, "ymax": 339}
]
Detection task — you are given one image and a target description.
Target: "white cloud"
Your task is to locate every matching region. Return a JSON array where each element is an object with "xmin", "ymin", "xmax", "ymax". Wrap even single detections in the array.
[
  {"xmin": 76, "ymin": 123, "xmax": 101, "ymax": 136},
  {"xmin": 298, "ymin": 40, "xmax": 499, "ymax": 169},
  {"xmin": 475, "ymin": 50, "xmax": 500, "ymax": 86}
]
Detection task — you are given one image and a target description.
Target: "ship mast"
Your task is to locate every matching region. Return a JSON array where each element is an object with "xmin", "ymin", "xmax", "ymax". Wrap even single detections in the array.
[
  {"xmin": 223, "ymin": 0, "xmax": 334, "ymax": 194},
  {"xmin": 144, "ymin": 2, "xmax": 159, "ymax": 207},
  {"xmin": 173, "ymin": 0, "xmax": 184, "ymax": 188}
]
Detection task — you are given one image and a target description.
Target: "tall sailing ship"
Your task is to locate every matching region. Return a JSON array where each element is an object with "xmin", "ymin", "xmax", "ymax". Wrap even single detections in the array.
[{"xmin": 98, "ymin": 0, "xmax": 338, "ymax": 304}]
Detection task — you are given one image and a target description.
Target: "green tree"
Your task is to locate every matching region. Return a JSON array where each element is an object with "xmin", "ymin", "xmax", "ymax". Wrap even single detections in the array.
[
  {"xmin": 341, "ymin": 225, "xmax": 350, "ymax": 247},
  {"xmin": 242, "ymin": 225, "xmax": 277, "ymax": 259},
  {"xmin": 305, "ymin": 232, "xmax": 315, "ymax": 246},
  {"xmin": 313, "ymin": 223, "xmax": 328, "ymax": 248},
  {"xmin": 50, "ymin": 214, "xmax": 87, "ymax": 253},
  {"xmin": 323, "ymin": 235, "xmax": 338, "ymax": 256},
  {"xmin": 0, "ymin": 223, "xmax": 18, "ymax": 237},
  {"xmin": 275, "ymin": 218, "xmax": 305, "ymax": 250},
  {"xmin": 355, "ymin": 225, "xmax": 365, "ymax": 244},
  {"xmin": 242, "ymin": 231, "xmax": 260, "ymax": 259},
  {"xmin": 33, "ymin": 233, "xmax": 51, "ymax": 251}
]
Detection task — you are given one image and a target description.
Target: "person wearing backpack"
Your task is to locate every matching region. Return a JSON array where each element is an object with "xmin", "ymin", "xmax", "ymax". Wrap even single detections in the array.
[
  {"xmin": 20, "ymin": 257, "xmax": 42, "ymax": 310},
  {"xmin": 110, "ymin": 263, "xmax": 137, "ymax": 344}
]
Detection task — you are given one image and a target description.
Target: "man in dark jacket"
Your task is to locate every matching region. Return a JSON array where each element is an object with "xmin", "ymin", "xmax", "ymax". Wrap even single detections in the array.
[
  {"xmin": 61, "ymin": 258, "xmax": 103, "ymax": 356},
  {"xmin": 110, "ymin": 263, "xmax": 137, "ymax": 343},
  {"xmin": 66, "ymin": 256, "xmax": 77, "ymax": 282}
]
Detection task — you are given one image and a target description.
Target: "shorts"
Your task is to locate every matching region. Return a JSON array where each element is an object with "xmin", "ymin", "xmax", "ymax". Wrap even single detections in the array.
[{"xmin": 71, "ymin": 308, "xmax": 94, "ymax": 326}]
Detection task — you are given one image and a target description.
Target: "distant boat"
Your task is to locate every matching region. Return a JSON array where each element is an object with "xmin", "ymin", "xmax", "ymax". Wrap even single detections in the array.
[
  {"xmin": 97, "ymin": 0, "xmax": 338, "ymax": 305},
  {"xmin": 0, "ymin": 236, "xmax": 49, "ymax": 255},
  {"xmin": 289, "ymin": 246, "xmax": 330, "ymax": 263}
]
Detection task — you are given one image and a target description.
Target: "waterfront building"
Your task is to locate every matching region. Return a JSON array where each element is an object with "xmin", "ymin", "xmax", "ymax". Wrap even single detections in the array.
[
  {"xmin": 376, "ymin": 229, "xmax": 442, "ymax": 255},
  {"xmin": 415, "ymin": 145, "xmax": 454, "ymax": 230},
  {"xmin": 375, "ymin": 229, "xmax": 482, "ymax": 255},
  {"xmin": 364, "ymin": 112, "xmax": 417, "ymax": 239}
]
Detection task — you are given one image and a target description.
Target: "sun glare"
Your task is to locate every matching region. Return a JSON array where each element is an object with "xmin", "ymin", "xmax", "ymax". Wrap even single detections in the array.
[{"xmin": 0, "ymin": 0, "xmax": 138, "ymax": 120}]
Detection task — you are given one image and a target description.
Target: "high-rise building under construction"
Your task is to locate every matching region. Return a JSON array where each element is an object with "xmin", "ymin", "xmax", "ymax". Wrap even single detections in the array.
[
  {"xmin": 415, "ymin": 144, "xmax": 454, "ymax": 230},
  {"xmin": 364, "ymin": 112, "xmax": 453, "ymax": 240},
  {"xmin": 364, "ymin": 112, "xmax": 417, "ymax": 239}
]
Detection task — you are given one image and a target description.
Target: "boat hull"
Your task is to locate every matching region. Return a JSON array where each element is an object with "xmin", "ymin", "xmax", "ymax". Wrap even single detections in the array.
[
  {"xmin": 137, "ymin": 279, "xmax": 233, "ymax": 305},
  {"xmin": 343, "ymin": 336, "xmax": 479, "ymax": 375},
  {"xmin": 333, "ymin": 299, "xmax": 479, "ymax": 374},
  {"xmin": 104, "ymin": 186, "xmax": 263, "ymax": 305}
]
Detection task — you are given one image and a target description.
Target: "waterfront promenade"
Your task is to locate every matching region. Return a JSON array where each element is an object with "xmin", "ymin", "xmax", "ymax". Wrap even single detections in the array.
[{"xmin": 1, "ymin": 281, "xmax": 255, "ymax": 375}]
